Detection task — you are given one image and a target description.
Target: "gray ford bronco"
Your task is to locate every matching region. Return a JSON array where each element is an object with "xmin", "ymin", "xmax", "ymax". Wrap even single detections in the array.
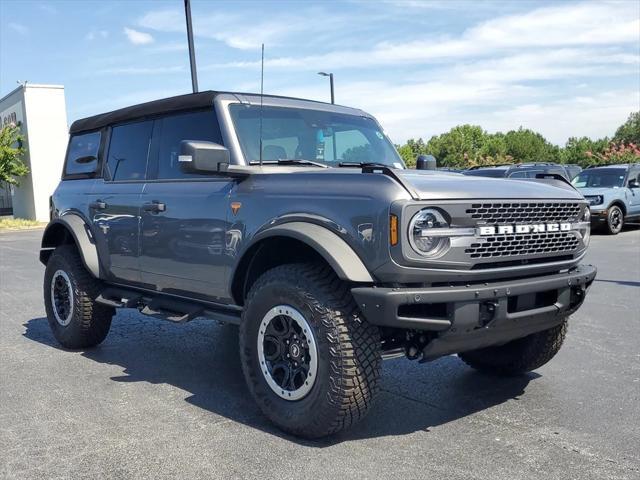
[{"xmin": 41, "ymin": 91, "xmax": 596, "ymax": 438}]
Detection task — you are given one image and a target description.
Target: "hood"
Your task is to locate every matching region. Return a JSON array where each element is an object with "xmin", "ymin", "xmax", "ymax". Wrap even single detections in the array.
[
  {"xmin": 577, "ymin": 187, "xmax": 620, "ymax": 196},
  {"xmin": 394, "ymin": 170, "xmax": 582, "ymax": 200}
]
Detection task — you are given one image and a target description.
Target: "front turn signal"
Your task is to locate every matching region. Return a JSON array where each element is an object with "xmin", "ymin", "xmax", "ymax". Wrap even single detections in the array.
[{"xmin": 390, "ymin": 214, "xmax": 398, "ymax": 246}]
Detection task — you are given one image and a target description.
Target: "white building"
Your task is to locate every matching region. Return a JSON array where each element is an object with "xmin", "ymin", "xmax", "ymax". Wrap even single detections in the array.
[{"xmin": 0, "ymin": 84, "xmax": 68, "ymax": 221}]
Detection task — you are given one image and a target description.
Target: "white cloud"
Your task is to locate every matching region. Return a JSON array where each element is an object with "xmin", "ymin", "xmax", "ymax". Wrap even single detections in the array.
[
  {"xmin": 86, "ymin": 30, "xmax": 109, "ymax": 41},
  {"xmin": 8, "ymin": 22, "xmax": 29, "ymax": 35},
  {"xmin": 204, "ymin": 1, "xmax": 639, "ymax": 70},
  {"xmin": 123, "ymin": 27, "xmax": 154, "ymax": 45},
  {"xmin": 138, "ymin": 9, "xmax": 312, "ymax": 50}
]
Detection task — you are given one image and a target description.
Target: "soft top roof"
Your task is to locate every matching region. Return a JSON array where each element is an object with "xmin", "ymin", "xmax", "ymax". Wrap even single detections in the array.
[{"xmin": 69, "ymin": 90, "xmax": 345, "ymax": 134}]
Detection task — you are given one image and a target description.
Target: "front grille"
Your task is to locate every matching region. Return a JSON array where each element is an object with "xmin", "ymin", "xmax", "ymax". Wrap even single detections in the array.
[
  {"xmin": 465, "ymin": 231, "xmax": 580, "ymax": 258},
  {"xmin": 465, "ymin": 202, "xmax": 582, "ymax": 224}
]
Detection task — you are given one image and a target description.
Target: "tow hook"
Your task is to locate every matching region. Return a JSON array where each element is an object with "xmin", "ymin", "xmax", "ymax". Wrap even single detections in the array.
[{"xmin": 479, "ymin": 301, "xmax": 498, "ymax": 327}]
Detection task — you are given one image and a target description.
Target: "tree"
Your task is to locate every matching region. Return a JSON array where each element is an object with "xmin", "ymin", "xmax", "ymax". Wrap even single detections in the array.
[
  {"xmin": 503, "ymin": 127, "xmax": 559, "ymax": 163},
  {"xmin": 0, "ymin": 124, "xmax": 28, "ymax": 186},
  {"xmin": 560, "ymin": 136, "xmax": 609, "ymax": 167},
  {"xmin": 613, "ymin": 112, "xmax": 640, "ymax": 145},
  {"xmin": 396, "ymin": 138, "xmax": 428, "ymax": 167}
]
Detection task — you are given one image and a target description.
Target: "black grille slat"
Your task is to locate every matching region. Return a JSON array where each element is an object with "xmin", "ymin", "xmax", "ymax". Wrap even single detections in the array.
[
  {"xmin": 466, "ymin": 202, "xmax": 581, "ymax": 224},
  {"xmin": 464, "ymin": 201, "xmax": 582, "ymax": 259},
  {"xmin": 465, "ymin": 232, "xmax": 579, "ymax": 258}
]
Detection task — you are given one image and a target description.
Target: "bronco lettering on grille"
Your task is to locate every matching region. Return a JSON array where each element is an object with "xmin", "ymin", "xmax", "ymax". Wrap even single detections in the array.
[{"xmin": 478, "ymin": 223, "xmax": 572, "ymax": 236}]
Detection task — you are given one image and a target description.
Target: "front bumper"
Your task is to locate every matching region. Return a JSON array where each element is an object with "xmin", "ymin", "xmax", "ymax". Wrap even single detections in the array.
[
  {"xmin": 352, "ymin": 264, "xmax": 596, "ymax": 359},
  {"xmin": 589, "ymin": 206, "xmax": 609, "ymax": 224}
]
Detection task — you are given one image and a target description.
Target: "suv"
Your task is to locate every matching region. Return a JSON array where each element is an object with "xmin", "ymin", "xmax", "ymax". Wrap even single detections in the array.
[
  {"xmin": 571, "ymin": 163, "xmax": 640, "ymax": 234},
  {"xmin": 40, "ymin": 91, "xmax": 596, "ymax": 438},
  {"xmin": 464, "ymin": 163, "xmax": 580, "ymax": 180}
]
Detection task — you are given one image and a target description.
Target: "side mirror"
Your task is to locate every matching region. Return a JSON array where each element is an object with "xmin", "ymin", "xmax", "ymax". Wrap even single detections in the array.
[
  {"xmin": 179, "ymin": 140, "xmax": 230, "ymax": 174},
  {"xmin": 416, "ymin": 154, "xmax": 437, "ymax": 170},
  {"xmin": 629, "ymin": 179, "xmax": 639, "ymax": 188}
]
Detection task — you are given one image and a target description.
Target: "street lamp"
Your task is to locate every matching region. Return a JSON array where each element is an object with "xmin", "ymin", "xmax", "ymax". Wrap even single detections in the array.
[{"xmin": 317, "ymin": 72, "xmax": 334, "ymax": 104}]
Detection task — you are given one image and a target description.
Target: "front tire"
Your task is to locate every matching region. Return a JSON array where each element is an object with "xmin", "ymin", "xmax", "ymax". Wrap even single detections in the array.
[
  {"xmin": 43, "ymin": 244, "xmax": 114, "ymax": 349},
  {"xmin": 458, "ymin": 320, "xmax": 567, "ymax": 376},
  {"xmin": 605, "ymin": 205, "xmax": 624, "ymax": 235},
  {"xmin": 239, "ymin": 263, "xmax": 381, "ymax": 438}
]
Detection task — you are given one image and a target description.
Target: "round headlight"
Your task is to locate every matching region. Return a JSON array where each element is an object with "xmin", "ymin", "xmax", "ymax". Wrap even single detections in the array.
[
  {"xmin": 580, "ymin": 207, "xmax": 591, "ymax": 247},
  {"xmin": 409, "ymin": 208, "xmax": 451, "ymax": 257}
]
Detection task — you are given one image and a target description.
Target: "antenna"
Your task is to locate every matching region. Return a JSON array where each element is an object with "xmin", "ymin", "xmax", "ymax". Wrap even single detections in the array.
[
  {"xmin": 259, "ymin": 43, "xmax": 265, "ymax": 167},
  {"xmin": 184, "ymin": 0, "xmax": 198, "ymax": 93}
]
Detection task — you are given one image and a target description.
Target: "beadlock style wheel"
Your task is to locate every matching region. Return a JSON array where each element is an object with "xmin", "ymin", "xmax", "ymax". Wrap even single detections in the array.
[
  {"xmin": 50, "ymin": 270, "xmax": 73, "ymax": 326},
  {"xmin": 257, "ymin": 305, "xmax": 318, "ymax": 401},
  {"xmin": 607, "ymin": 206, "xmax": 623, "ymax": 235}
]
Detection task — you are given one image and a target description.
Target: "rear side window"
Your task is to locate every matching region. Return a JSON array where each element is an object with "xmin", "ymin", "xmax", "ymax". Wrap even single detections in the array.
[
  {"xmin": 155, "ymin": 110, "xmax": 223, "ymax": 179},
  {"xmin": 105, "ymin": 120, "xmax": 153, "ymax": 181},
  {"xmin": 65, "ymin": 131, "xmax": 101, "ymax": 176}
]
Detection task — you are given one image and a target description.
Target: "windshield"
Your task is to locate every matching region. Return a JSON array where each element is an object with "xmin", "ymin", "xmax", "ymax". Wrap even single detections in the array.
[
  {"xmin": 571, "ymin": 169, "xmax": 626, "ymax": 188},
  {"xmin": 229, "ymin": 104, "xmax": 404, "ymax": 168}
]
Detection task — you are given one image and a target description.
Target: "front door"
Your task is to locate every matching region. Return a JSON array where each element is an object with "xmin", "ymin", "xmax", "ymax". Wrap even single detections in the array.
[
  {"xmin": 626, "ymin": 169, "xmax": 640, "ymax": 217},
  {"xmin": 90, "ymin": 120, "xmax": 154, "ymax": 284},
  {"xmin": 138, "ymin": 109, "xmax": 234, "ymax": 303}
]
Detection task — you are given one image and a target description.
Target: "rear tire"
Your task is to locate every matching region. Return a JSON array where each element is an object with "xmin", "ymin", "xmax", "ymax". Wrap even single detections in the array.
[
  {"xmin": 239, "ymin": 263, "xmax": 381, "ymax": 439},
  {"xmin": 605, "ymin": 205, "xmax": 624, "ymax": 235},
  {"xmin": 43, "ymin": 244, "xmax": 114, "ymax": 349},
  {"xmin": 458, "ymin": 320, "xmax": 567, "ymax": 376}
]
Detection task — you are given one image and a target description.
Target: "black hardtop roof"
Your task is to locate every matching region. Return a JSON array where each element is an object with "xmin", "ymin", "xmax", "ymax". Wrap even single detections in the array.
[{"xmin": 69, "ymin": 90, "xmax": 336, "ymax": 134}]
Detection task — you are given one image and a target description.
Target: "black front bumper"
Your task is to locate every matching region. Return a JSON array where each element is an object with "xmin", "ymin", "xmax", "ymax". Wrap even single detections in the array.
[{"xmin": 352, "ymin": 264, "xmax": 597, "ymax": 359}]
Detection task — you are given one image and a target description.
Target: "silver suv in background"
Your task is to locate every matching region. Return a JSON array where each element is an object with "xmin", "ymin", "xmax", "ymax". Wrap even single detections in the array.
[{"xmin": 572, "ymin": 163, "xmax": 640, "ymax": 234}]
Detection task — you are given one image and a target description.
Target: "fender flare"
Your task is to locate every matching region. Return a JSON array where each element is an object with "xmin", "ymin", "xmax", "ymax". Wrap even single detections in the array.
[
  {"xmin": 241, "ymin": 221, "xmax": 374, "ymax": 283},
  {"xmin": 40, "ymin": 214, "xmax": 101, "ymax": 278}
]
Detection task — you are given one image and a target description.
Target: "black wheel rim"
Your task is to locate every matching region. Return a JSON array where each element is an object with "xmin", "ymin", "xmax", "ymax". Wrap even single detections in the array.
[
  {"xmin": 258, "ymin": 305, "xmax": 317, "ymax": 401},
  {"xmin": 50, "ymin": 270, "xmax": 73, "ymax": 326},
  {"xmin": 609, "ymin": 208, "xmax": 622, "ymax": 232}
]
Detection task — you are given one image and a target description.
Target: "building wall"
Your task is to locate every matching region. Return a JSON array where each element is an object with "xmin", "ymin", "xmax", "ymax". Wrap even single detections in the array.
[{"xmin": 0, "ymin": 84, "xmax": 68, "ymax": 221}]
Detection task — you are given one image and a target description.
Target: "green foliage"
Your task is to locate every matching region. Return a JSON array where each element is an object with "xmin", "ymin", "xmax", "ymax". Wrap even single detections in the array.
[
  {"xmin": 613, "ymin": 111, "xmax": 640, "ymax": 145},
  {"xmin": 560, "ymin": 137, "xmax": 609, "ymax": 166},
  {"xmin": 0, "ymin": 124, "xmax": 29, "ymax": 186},
  {"xmin": 503, "ymin": 127, "xmax": 559, "ymax": 163},
  {"xmin": 395, "ymin": 111, "xmax": 640, "ymax": 169},
  {"xmin": 341, "ymin": 144, "xmax": 375, "ymax": 163}
]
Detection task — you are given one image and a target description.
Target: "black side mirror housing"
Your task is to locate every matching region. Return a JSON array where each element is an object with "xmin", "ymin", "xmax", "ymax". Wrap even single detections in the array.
[
  {"xmin": 416, "ymin": 154, "xmax": 437, "ymax": 170},
  {"xmin": 179, "ymin": 140, "xmax": 230, "ymax": 174},
  {"xmin": 629, "ymin": 179, "xmax": 639, "ymax": 188}
]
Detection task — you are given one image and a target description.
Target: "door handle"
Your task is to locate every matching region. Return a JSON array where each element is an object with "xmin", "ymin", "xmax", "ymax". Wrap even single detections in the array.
[
  {"xmin": 143, "ymin": 201, "xmax": 166, "ymax": 213},
  {"xmin": 89, "ymin": 200, "xmax": 107, "ymax": 210}
]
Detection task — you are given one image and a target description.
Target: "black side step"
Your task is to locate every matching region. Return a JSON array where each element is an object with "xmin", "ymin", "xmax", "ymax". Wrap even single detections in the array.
[
  {"xmin": 140, "ymin": 298, "xmax": 203, "ymax": 323},
  {"xmin": 95, "ymin": 285, "xmax": 242, "ymax": 325},
  {"xmin": 96, "ymin": 288, "xmax": 142, "ymax": 308}
]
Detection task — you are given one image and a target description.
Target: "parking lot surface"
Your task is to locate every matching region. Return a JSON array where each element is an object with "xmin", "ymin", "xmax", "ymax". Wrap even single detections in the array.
[{"xmin": 1, "ymin": 228, "xmax": 639, "ymax": 480}]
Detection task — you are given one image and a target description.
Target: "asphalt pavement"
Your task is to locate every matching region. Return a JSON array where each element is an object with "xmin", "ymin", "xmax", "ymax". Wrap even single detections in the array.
[{"xmin": 1, "ymin": 227, "xmax": 639, "ymax": 480}]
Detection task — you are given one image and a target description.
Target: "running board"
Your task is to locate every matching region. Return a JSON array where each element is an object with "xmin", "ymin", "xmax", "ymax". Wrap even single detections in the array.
[{"xmin": 95, "ymin": 286, "xmax": 242, "ymax": 325}]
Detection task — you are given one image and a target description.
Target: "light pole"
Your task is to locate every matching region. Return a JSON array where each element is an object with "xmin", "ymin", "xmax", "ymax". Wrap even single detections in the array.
[
  {"xmin": 318, "ymin": 72, "xmax": 334, "ymax": 104},
  {"xmin": 184, "ymin": 0, "xmax": 198, "ymax": 93}
]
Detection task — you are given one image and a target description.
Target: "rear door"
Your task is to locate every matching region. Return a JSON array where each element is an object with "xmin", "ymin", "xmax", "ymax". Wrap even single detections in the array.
[
  {"xmin": 90, "ymin": 120, "xmax": 153, "ymax": 284},
  {"xmin": 139, "ymin": 109, "xmax": 234, "ymax": 303}
]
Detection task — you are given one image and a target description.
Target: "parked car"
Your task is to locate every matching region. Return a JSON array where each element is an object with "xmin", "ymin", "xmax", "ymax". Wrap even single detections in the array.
[
  {"xmin": 40, "ymin": 91, "xmax": 596, "ymax": 438},
  {"xmin": 463, "ymin": 163, "xmax": 579, "ymax": 180},
  {"xmin": 571, "ymin": 163, "xmax": 640, "ymax": 234}
]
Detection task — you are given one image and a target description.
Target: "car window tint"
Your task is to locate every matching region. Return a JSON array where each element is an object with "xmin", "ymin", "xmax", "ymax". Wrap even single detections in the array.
[
  {"xmin": 65, "ymin": 131, "xmax": 101, "ymax": 175},
  {"xmin": 509, "ymin": 171, "xmax": 529, "ymax": 178},
  {"xmin": 157, "ymin": 110, "xmax": 223, "ymax": 179},
  {"xmin": 105, "ymin": 120, "xmax": 153, "ymax": 181}
]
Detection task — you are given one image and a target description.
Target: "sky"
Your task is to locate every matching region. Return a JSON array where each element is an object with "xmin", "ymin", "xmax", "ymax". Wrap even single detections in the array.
[{"xmin": 1, "ymin": 0, "xmax": 638, "ymax": 145}]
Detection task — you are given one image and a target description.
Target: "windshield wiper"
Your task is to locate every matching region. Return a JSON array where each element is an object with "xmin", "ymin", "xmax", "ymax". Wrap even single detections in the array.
[
  {"xmin": 250, "ymin": 159, "xmax": 329, "ymax": 168},
  {"xmin": 337, "ymin": 161, "xmax": 392, "ymax": 168}
]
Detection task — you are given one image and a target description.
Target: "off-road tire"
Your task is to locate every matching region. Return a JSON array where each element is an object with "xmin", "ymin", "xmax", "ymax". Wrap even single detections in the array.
[
  {"xmin": 458, "ymin": 319, "xmax": 567, "ymax": 376},
  {"xmin": 239, "ymin": 263, "xmax": 381, "ymax": 438},
  {"xmin": 605, "ymin": 205, "xmax": 624, "ymax": 235},
  {"xmin": 43, "ymin": 244, "xmax": 114, "ymax": 349}
]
